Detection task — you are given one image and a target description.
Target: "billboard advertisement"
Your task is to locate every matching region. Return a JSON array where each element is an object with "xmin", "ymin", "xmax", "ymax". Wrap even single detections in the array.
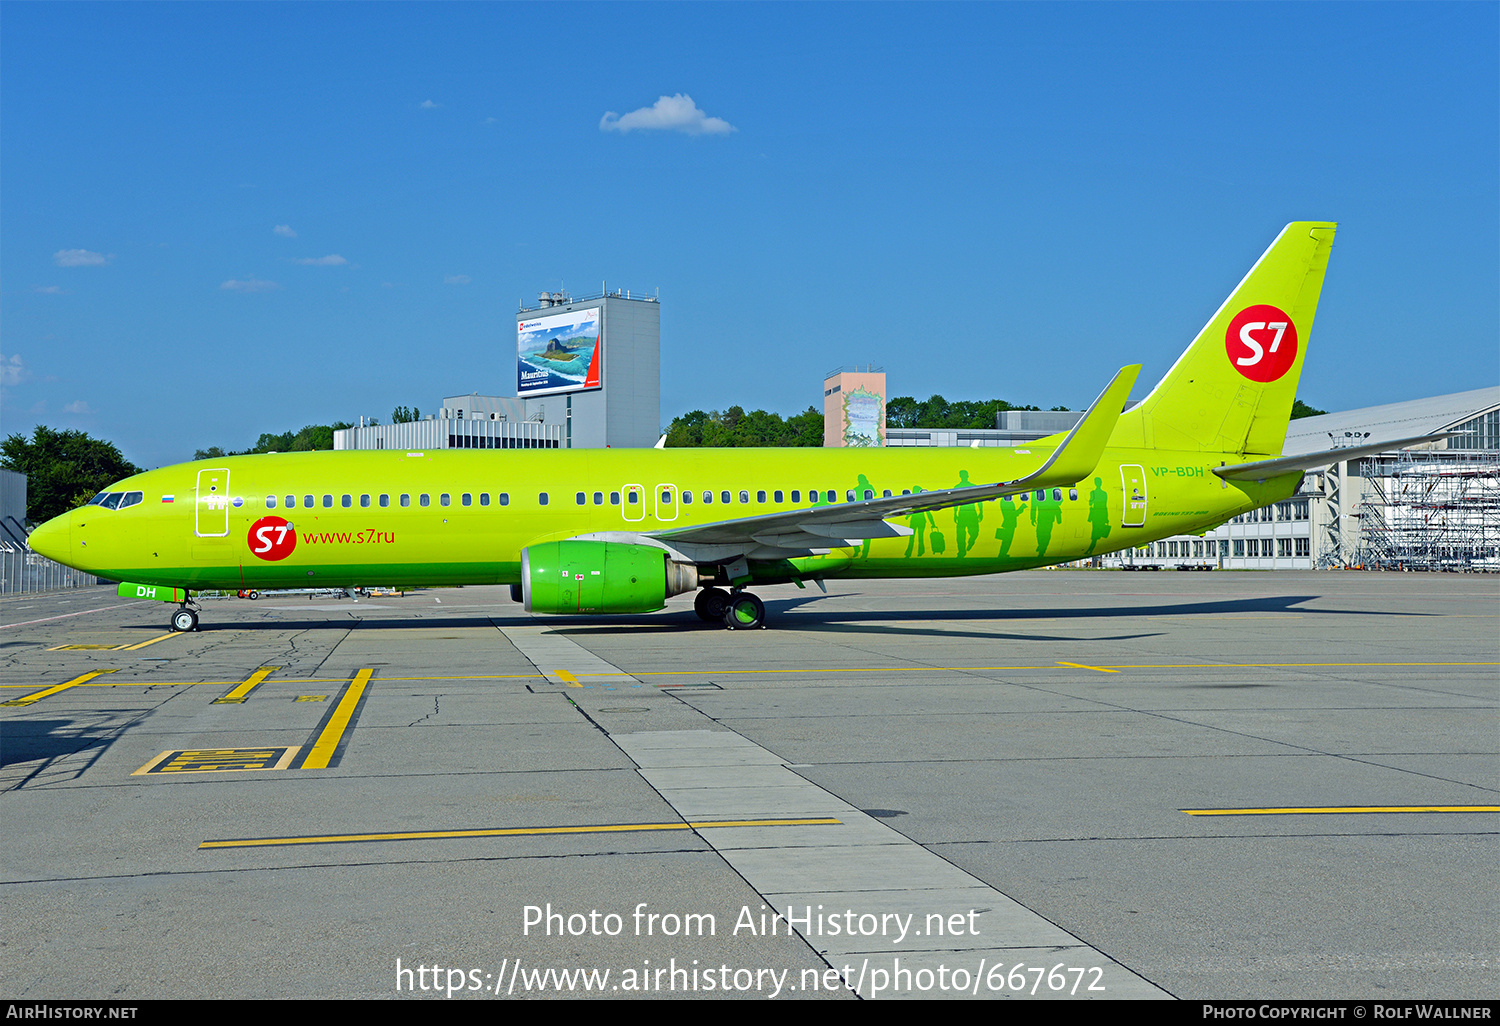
[{"xmin": 517, "ymin": 306, "xmax": 602, "ymax": 397}]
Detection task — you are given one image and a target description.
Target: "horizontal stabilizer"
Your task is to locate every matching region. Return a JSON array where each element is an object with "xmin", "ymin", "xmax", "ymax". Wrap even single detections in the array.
[{"xmin": 1213, "ymin": 433, "xmax": 1454, "ymax": 483}]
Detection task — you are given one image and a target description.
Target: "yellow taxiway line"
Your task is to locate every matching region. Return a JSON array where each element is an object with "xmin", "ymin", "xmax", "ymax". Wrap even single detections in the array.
[
  {"xmin": 2, "ymin": 670, "xmax": 117, "ymax": 706},
  {"xmin": 213, "ymin": 667, "xmax": 280, "ymax": 704},
  {"xmin": 301, "ymin": 668, "xmax": 373, "ymax": 770},
  {"xmin": 1183, "ymin": 805, "xmax": 1500, "ymax": 816},
  {"xmin": 200, "ymin": 817, "xmax": 844, "ymax": 849}
]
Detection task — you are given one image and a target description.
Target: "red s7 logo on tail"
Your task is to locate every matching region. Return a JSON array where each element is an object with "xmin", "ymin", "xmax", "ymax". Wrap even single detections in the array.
[
  {"xmin": 1226, "ymin": 305, "xmax": 1298, "ymax": 382},
  {"xmin": 248, "ymin": 516, "xmax": 297, "ymax": 561}
]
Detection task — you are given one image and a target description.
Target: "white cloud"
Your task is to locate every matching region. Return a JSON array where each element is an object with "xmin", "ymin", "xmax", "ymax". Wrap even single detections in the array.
[
  {"xmin": 274, "ymin": 225, "xmax": 297, "ymax": 238},
  {"xmin": 600, "ymin": 94, "xmax": 734, "ymax": 135},
  {"xmin": 294, "ymin": 254, "xmax": 348, "ymax": 266},
  {"xmin": 32, "ymin": 285, "xmax": 66, "ymax": 295},
  {"xmin": 1, "ymin": 354, "xmax": 27, "ymax": 387},
  {"xmin": 220, "ymin": 277, "xmax": 282, "ymax": 293},
  {"xmin": 420, "ymin": 99, "xmax": 441, "ymax": 109},
  {"xmin": 444, "ymin": 274, "xmax": 472, "ymax": 285},
  {"xmin": 63, "ymin": 400, "xmax": 93, "ymax": 415},
  {"xmin": 53, "ymin": 249, "xmax": 111, "ymax": 267}
]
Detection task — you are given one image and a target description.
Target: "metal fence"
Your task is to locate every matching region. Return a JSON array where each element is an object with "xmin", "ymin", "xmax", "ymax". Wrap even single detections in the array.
[{"xmin": 0, "ymin": 545, "xmax": 102, "ymax": 594}]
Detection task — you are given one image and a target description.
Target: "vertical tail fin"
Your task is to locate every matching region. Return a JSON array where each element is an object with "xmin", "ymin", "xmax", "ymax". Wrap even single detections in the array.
[{"xmin": 1122, "ymin": 222, "xmax": 1336, "ymax": 457}]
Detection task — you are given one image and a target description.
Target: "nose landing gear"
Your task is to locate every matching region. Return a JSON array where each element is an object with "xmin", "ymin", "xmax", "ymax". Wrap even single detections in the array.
[{"xmin": 171, "ymin": 605, "xmax": 199, "ymax": 632}]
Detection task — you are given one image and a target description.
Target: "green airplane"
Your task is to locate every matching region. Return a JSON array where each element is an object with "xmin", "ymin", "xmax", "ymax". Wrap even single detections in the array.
[{"xmin": 27, "ymin": 222, "xmax": 1445, "ymax": 632}]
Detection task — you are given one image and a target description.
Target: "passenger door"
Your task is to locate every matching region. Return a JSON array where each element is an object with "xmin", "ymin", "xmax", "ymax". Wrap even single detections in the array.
[{"xmin": 1120, "ymin": 465, "xmax": 1147, "ymax": 527}]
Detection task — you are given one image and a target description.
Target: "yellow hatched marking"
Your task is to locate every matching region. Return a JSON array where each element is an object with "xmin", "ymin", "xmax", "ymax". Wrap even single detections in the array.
[
  {"xmin": 3, "ymin": 670, "xmax": 116, "ymax": 706},
  {"xmin": 200, "ymin": 817, "xmax": 843, "ymax": 849},
  {"xmin": 1057, "ymin": 661, "xmax": 1119, "ymax": 674},
  {"xmin": 46, "ymin": 644, "xmax": 127, "ymax": 651},
  {"xmin": 1183, "ymin": 805, "xmax": 1500, "ymax": 816},
  {"xmin": 554, "ymin": 669, "xmax": 581, "ymax": 687},
  {"xmin": 296, "ymin": 695, "xmax": 328, "ymax": 702},
  {"xmin": 301, "ymin": 668, "xmax": 373, "ymax": 770},
  {"xmin": 120, "ymin": 632, "xmax": 180, "ymax": 652},
  {"xmin": 213, "ymin": 667, "xmax": 279, "ymax": 705},
  {"xmin": 134, "ymin": 746, "xmax": 300, "ymax": 776}
]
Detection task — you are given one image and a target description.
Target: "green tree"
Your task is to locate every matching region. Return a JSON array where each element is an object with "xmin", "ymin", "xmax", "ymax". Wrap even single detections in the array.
[
  {"xmin": 193, "ymin": 422, "xmax": 355, "ymax": 461},
  {"xmin": 1290, "ymin": 398, "xmax": 1327, "ymax": 420},
  {"xmin": 1, "ymin": 426, "xmax": 142, "ymax": 523},
  {"xmin": 664, "ymin": 406, "xmax": 825, "ymax": 447}
]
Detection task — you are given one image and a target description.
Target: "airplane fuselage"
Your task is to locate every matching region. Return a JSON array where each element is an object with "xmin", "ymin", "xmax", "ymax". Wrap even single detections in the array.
[{"xmin": 34, "ymin": 443, "xmax": 1298, "ymax": 593}]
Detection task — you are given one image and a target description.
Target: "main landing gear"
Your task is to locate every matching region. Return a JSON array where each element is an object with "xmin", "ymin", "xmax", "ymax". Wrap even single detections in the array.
[
  {"xmin": 695, "ymin": 587, "xmax": 765, "ymax": 630},
  {"xmin": 170, "ymin": 605, "xmax": 199, "ymax": 632}
]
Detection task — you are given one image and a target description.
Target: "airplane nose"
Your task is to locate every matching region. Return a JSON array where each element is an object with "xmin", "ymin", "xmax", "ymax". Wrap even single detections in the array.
[{"xmin": 26, "ymin": 515, "xmax": 69, "ymax": 564}]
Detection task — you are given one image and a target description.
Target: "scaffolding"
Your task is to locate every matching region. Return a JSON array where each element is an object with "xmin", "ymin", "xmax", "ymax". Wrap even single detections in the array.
[{"xmin": 1353, "ymin": 450, "xmax": 1500, "ymax": 570}]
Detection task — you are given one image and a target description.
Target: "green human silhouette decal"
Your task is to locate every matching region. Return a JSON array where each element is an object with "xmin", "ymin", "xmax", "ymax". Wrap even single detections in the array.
[
  {"xmin": 905, "ymin": 486, "xmax": 935, "ymax": 557},
  {"xmin": 1030, "ymin": 487, "xmax": 1063, "ymax": 557},
  {"xmin": 854, "ymin": 473, "xmax": 877, "ymax": 558},
  {"xmin": 993, "ymin": 492, "xmax": 1028, "ymax": 558},
  {"xmin": 951, "ymin": 471, "xmax": 983, "ymax": 557},
  {"xmin": 1085, "ymin": 476, "xmax": 1112, "ymax": 554}
]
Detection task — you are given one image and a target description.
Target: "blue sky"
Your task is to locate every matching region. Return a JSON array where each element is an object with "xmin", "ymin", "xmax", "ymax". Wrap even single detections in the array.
[{"xmin": 3, "ymin": 2, "xmax": 1495, "ymax": 468}]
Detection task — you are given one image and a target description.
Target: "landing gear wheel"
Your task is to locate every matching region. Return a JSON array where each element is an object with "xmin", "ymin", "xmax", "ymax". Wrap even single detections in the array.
[
  {"xmin": 171, "ymin": 608, "xmax": 198, "ymax": 632},
  {"xmin": 722, "ymin": 591, "xmax": 765, "ymax": 630},
  {"xmin": 694, "ymin": 587, "xmax": 731, "ymax": 623}
]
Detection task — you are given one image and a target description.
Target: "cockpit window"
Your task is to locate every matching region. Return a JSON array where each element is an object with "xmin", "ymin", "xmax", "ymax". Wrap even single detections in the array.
[
  {"xmin": 87, "ymin": 492, "xmax": 112, "ymax": 506},
  {"xmin": 100, "ymin": 493, "xmax": 124, "ymax": 510},
  {"xmin": 118, "ymin": 491, "xmax": 144, "ymax": 510}
]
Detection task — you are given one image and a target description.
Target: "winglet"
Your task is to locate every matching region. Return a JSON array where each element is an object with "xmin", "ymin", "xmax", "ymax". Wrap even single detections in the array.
[{"xmin": 1009, "ymin": 364, "xmax": 1140, "ymax": 489}]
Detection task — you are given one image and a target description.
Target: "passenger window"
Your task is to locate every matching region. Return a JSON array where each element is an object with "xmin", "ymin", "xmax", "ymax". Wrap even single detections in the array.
[
  {"xmin": 627, "ymin": 490, "xmax": 638, "ymax": 503},
  {"xmin": 360, "ymin": 494, "xmax": 371, "ymax": 508},
  {"xmin": 847, "ymin": 490, "xmax": 855, "ymax": 503},
  {"xmin": 323, "ymin": 495, "xmax": 334, "ymax": 508},
  {"xmin": 400, "ymin": 494, "xmax": 410, "ymax": 507},
  {"xmin": 756, "ymin": 490, "xmax": 766, "ymax": 503},
  {"xmin": 702, "ymin": 491, "xmax": 712, "ymax": 504},
  {"xmin": 440, "ymin": 494, "xmax": 450, "ymax": 507},
  {"xmin": 791, "ymin": 490, "xmax": 800, "ymax": 502},
  {"xmin": 479, "ymin": 493, "xmax": 490, "ymax": 506},
  {"xmin": 461, "ymin": 493, "xmax": 472, "ymax": 506},
  {"xmin": 610, "ymin": 491, "xmax": 620, "ymax": 505},
  {"xmin": 1068, "ymin": 489, "xmax": 1078, "ymax": 501},
  {"xmin": 419, "ymin": 494, "xmax": 430, "ymax": 507},
  {"xmin": 1052, "ymin": 489, "xmax": 1062, "ymax": 501},
  {"xmin": 499, "ymin": 493, "xmax": 510, "ymax": 506},
  {"xmin": 593, "ymin": 492, "xmax": 603, "ymax": 505},
  {"xmin": 739, "ymin": 490, "xmax": 749, "ymax": 504},
  {"xmin": 266, "ymin": 496, "xmax": 277, "ymax": 509},
  {"xmin": 286, "ymin": 495, "xmax": 296, "ymax": 508},
  {"xmin": 864, "ymin": 489, "xmax": 874, "ymax": 500},
  {"xmin": 539, "ymin": 493, "xmax": 549, "ymax": 505},
  {"xmin": 576, "ymin": 492, "xmax": 587, "ymax": 505},
  {"xmin": 774, "ymin": 490, "xmax": 784, "ymax": 503},
  {"xmin": 883, "ymin": 490, "xmax": 892, "ymax": 498},
  {"xmin": 682, "ymin": 491, "xmax": 692, "ymax": 504},
  {"xmin": 661, "ymin": 489, "xmax": 673, "ymax": 504},
  {"xmin": 379, "ymin": 494, "xmax": 390, "ymax": 507},
  {"xmin": 304, "ymin": 495, "xmax": 314, "ymax": 508},
  {"xmin": 721, "ymin": 491, "xmax": 731, "ymax": 504},
  {"xmin": 342, "ymin": 495, "xmax": 352, "ymax": 508}
]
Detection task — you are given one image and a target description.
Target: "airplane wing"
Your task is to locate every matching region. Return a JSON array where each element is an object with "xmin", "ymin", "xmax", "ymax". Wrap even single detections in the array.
[
  {"xmin": 1212, "ymin": 432, "xmax": 1454, "ymax": 483},
  {"xmin": 574, "ymin": 364, "xmax": 1140, "ymax": 563}
]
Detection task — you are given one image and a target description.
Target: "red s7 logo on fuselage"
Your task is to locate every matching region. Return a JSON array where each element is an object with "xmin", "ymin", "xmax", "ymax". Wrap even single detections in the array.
[{"xmin": 248, "ymin": 516, "xmax": 297, "ymax": 561}]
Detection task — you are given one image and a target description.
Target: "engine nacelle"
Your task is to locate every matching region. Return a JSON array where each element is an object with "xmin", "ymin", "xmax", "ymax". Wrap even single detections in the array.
[{"xmin": 521, "ymin": 541, "xmax": 698, "ymax": 614}]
